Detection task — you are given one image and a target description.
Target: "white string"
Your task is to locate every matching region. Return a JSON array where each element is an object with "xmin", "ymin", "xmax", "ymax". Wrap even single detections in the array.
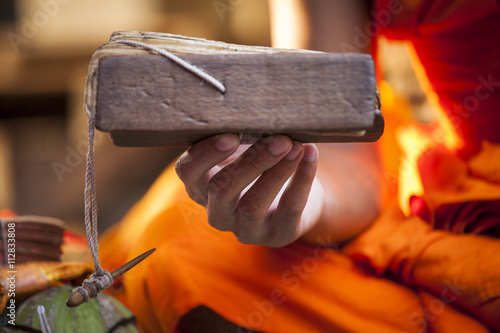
[
  {"xmin": 76, "ymin": 116, "xmax": 113, "ymax": 302},
  {"xmin": 84, "ymin": 117, "xmax": 103, "ymax": 274},
  {"xmin": 109, "ymin": 40, "xmax": 226, "ymax": 94},
  {"xmin": 79, "ymin": 39, "xmax": 226, "ymax": 302}
]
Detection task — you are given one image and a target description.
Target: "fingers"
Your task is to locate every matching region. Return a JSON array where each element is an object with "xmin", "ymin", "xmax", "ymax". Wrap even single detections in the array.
[
  {"xmin": 176, "ymin": 133, "xmax": 320, "ymax": 248},
  {"xmin": 267, "ymin": 144, "xmax": 319, "ymax": 246},
  {"xmin": 175, "ymin": 133, "xmax": 240, "ymax": 205},
  {"xmin": 234, "ymin": 141, "xmax": 304, "ymax": 238},
  {"xmin": 206, "ymin": 135, "xmax": 293, "ymax": 231}
]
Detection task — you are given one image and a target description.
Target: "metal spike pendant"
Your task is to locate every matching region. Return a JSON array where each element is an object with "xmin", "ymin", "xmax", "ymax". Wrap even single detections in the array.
[{"xmin": 66, "ymin": 248, "xmax": 156, "ymax": 307}]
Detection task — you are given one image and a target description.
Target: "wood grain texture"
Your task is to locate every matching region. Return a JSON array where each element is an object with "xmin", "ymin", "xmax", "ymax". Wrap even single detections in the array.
[
  {"xmin": 94, "ymin": 52, "xmax": 381, "ymax": 147},
  {"xmin": 86, "ymin": 32, "xmax": 382, "ymax": 147}
]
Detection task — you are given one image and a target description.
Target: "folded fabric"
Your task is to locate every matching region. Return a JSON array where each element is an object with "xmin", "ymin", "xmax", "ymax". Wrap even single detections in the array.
[{"xmin": 100, "ymin": 161, "xmax": 497, "ymax": 332}]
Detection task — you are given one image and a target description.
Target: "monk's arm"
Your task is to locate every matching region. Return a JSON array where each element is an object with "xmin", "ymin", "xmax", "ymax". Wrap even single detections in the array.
[
  {"xmin": 269, "ymin": 0, "xmax": 383, "ymax": 243},
  {"xmin": 300, "ymin": 143, "xmax": 381, "ymax": 243}
]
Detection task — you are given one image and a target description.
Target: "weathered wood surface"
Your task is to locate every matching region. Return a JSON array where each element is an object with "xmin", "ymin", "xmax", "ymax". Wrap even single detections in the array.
[{"xmin": 88, "ymin": 32, "xmax": 383, "ymax": 147}]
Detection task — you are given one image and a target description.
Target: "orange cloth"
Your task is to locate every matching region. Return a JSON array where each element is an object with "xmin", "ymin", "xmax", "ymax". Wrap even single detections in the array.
[
  {"xmin": 345, "ymin": 204, "xmax": 500, "ymax": 331},
  {"xmin": 100, "ymin": 154, "xmax": 500, "ymax": 332},
  {"xmin": 376, "ymin": 0, "xmax": 500, "ymax": 158},
  {"xmin": 101, "ymin": 166, "xmax": 426, "ymax": 332}
]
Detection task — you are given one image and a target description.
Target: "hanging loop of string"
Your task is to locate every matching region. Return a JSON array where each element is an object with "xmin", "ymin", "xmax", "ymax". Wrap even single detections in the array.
[
  {"xmin": 74, "ymin": 115, "xmax": 114, "ymax": 301},
  {"xmin": 77, "ymin": 39, "xmax": 225, "ymax": 303}
]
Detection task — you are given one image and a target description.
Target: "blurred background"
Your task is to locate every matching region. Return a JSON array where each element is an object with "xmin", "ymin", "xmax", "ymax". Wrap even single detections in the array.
[
  {"xmin": 0, "ymin": 0, "xmax": 429, "ymax": 233},
  {"xmin": 0, "ymin": 0, "xmax": 272, "ymax": 233}
]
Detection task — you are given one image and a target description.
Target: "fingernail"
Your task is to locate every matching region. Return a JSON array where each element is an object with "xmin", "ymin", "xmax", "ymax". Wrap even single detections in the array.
[
  {"xmin": 285, "ymin": 142, "xmax": 303, "ymax": 160},
  {"xmin": 215, "ymin": 134, "xmax": 238, "ymax": 152},
  {"xmin": 268, "ymin": 136, "xmax": 290, "ymax": 156},
  {"xmin": 303, "ymin": 144, "xmax": 318, "ymax": 162}
]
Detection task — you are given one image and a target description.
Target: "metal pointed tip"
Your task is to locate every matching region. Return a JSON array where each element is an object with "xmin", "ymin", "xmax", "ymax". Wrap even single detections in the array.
[
  {"xmin": 65, "ymin": 248, "xmax": 156, "ymax": 308},
  {"xmin": 111, "ymin": 248, "xmax": 156, "ymax": 279}
]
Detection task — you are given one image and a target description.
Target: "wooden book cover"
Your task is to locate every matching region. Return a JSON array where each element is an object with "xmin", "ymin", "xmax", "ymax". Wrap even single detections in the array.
[{"xmin": 86, "ymin": 31, "xmax": 383, "ymax": 147}]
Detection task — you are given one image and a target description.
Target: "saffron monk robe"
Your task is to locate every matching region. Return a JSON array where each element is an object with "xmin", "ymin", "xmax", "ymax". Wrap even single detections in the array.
[{"xmin": 99, "ymin": 0, "xmax": 500, "ymax": 332}]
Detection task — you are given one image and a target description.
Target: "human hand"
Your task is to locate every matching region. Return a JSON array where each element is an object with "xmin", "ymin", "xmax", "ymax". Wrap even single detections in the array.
[{"xmin": 175, "ymin": 134, "xmax": 324, "ymax": 247}]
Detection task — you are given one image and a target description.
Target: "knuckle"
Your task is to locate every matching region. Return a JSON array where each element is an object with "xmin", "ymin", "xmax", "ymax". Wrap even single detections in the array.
[
  {"xmin": 187, "ymin": 189, "xmax": 206, "ymax": 206},
  {"xmin": 232, "ymin": 219, "xmax": 258, "ymax": 245},
  {"xmin": 245, "ymin": 152, "xmax": 264, "ymax": 173},
  {"xmin": 247, "ymin": 159, "xmax": 262, "ymax": 175},
  {"xmin": 206, "ymin": 180, "xmax": 237, "ymax": 206},
  {"xmin": 207, "ymin": 171, "xmax": 236, "ymax": 201},
  {"xmin": 237, "ymin": 199, "xmax": 266, "ymax": 220},
  {"xmin": 235, "ymin": 232, "xmax": 257, "ymax": 245},
  {"xmin": 225, "ymin": 162, "xmax": 244, "ymax": 179},
  {"xmin": 234, "ymin": 218, "xmax": 273, "ymax": 246},
  {"xmin": 206, "ymin": 179, "xmax": 224, "ymax": 199},
  {"xmin": 206, "ymin": 213, "xmax": 228, "ymax": 231},
  {"xmin": 240, "ymin": 146, "xmax": 263, "ymax": 172},
  {"xmin": 174, "ymin": 156, "xmax": 188, "ymax": 181},
  {"xmin": 237, "ymin": 229, "xmax": 281, "ymax": 247},
  {"xmin": 210, "ymin": 169, "xmax": 232, "ymax": 189}
]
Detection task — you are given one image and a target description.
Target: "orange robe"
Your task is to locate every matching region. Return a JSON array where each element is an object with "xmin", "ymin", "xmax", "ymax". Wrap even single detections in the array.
[
  {"xmin": 100, "ymin": 147, "xmax": 500, "ymax": 332},
  {"xmin": 100, "ymin": 1, "xmax": 500, "ymax": 331}
]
